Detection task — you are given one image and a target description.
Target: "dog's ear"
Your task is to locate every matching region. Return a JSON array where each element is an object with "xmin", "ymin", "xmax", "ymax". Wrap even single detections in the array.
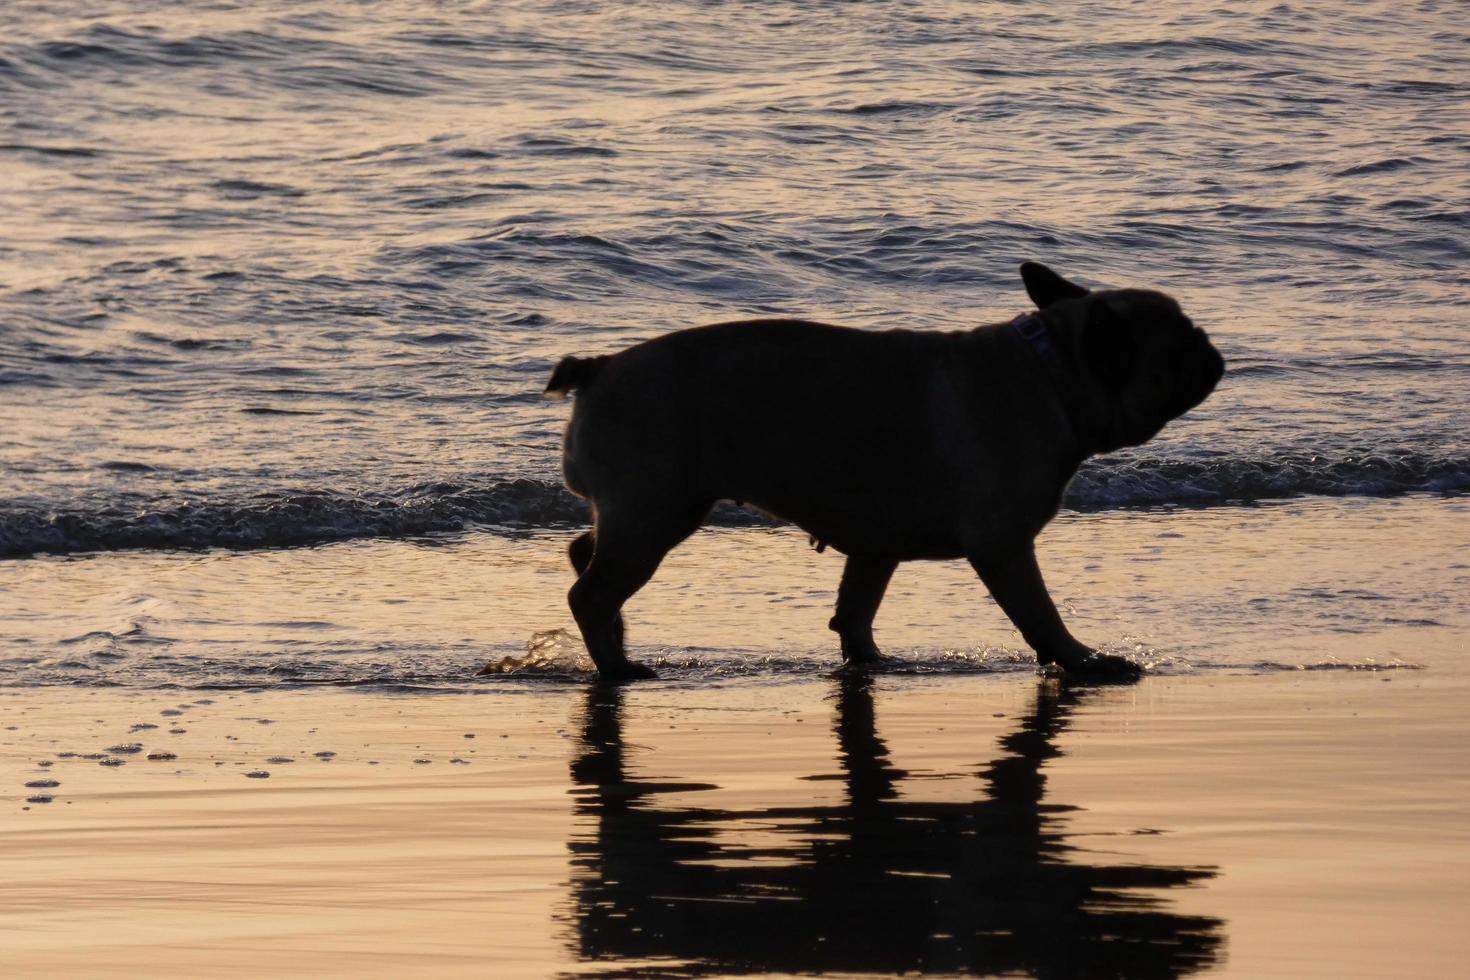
[
  {"xmin": 1020, "ymin": 262, "xmax": 1089, "ymax": 309},
  {"xmin": 1080, "ymin": 301, "xmax": 1137, "ymax": 393}
]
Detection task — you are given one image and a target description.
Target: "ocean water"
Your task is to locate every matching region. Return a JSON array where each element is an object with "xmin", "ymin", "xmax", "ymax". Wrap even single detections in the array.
[{"xmin": 1, "ymin": 1, "xmax": 1467, "ymax": 686}]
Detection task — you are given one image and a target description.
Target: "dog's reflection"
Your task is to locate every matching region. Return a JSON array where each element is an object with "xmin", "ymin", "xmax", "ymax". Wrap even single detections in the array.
[{"xmin": 567, "ymin": 679, "xmax": 1223, "ymax": 976}]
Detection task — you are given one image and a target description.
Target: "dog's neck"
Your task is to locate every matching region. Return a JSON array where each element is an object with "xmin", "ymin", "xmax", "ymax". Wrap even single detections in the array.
[{"xmin": 1008, "ymin": 311, "xmax": 1104, "ymax": 460}]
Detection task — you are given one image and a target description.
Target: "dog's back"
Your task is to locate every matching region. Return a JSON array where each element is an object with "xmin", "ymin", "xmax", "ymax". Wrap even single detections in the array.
[{"xmin": 557, "ymin": 319, "xmax": 997, "ymax": 552}]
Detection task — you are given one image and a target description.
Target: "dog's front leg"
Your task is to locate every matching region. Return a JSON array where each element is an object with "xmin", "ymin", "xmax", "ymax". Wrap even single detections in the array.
[{"xmin": 968, "ymin": 545, "xmax": 1138, "ymax": 679}]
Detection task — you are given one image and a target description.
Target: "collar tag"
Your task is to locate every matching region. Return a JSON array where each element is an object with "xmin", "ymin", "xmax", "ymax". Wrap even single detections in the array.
[{"xmin": 1010, "ymin": 312, "xmax": 1056, "ymax": 358}]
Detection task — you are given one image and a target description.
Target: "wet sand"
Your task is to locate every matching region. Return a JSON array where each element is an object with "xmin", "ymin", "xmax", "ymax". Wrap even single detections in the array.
[{"xmin": 4, "ymin": 647, "xmax": 1468, "ymax": 978}]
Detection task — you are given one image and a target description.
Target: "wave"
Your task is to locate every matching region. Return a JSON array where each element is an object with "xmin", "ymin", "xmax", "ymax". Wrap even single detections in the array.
[
  {"xmin": 2, "ymin": 450, "xmax": 1465, "ymax": 558},
  {"xmin": 1065, "ymin": 450, "xmax": 1470, "ymax": 510},
  {"xmin": 2, "ymin": 23, "xmax": 453, "ymax": 99},
  {"xmin": 0, "ymin": 480, "xmax": 588, "ymax": 559}
]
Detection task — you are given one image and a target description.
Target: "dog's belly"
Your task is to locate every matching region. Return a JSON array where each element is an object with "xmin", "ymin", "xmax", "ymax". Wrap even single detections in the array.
[{"xmin": 733, "ymin": 490, "xmax": 968, "ymax": 562}]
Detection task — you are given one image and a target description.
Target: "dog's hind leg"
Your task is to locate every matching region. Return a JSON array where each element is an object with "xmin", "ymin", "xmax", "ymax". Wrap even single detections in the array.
[
  {"xmin": 568, "ymin": 501, "xmax": 709, "ymax": 681},
  {"xmin": 568, "ymin": 531, "xmax": 622, "ymax": 649},
  {"xmin": 829, "ymin": 555, "xmax": 897, "ymax": 665},
  {"xmin": 568, "ymin": 530, "xmax": 595, "ymax": 575}
]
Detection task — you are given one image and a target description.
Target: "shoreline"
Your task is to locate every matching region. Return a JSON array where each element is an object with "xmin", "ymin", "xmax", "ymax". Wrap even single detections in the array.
[{"xmin": 3, "ymin": 496, "xmax": 1465, "ymax": 691}]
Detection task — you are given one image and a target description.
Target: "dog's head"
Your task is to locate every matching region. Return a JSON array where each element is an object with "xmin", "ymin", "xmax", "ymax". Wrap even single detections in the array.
[{"xmin": 1021, "ymin": 262, "xmax": 1225, "ymax": 454}]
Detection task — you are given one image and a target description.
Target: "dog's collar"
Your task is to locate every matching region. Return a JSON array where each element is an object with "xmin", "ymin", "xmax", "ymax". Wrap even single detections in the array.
[
  {"xmin": 1010, "ymin": 311, "xmax": 1057, "ymax": 359},
  {"xmin": 1009, "ymin": 310, "xmax": 1096, "ymax": 460}
]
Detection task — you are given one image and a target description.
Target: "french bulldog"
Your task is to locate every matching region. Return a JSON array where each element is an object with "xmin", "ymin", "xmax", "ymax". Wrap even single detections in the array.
[{"xmin": 547, "ymin": 263, "xmax": 1224, "ymax": 680}]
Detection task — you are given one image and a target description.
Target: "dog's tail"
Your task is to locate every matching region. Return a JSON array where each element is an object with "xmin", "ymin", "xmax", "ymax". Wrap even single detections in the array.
[{"xmin": 545, "ymin": 355, "xmax": 608, "ymax": 399}]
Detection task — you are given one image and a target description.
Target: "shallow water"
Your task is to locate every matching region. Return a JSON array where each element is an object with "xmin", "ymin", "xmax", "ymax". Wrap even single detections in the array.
[
  {"xmin": 2, "ymin": 0, "xmax": 1468, "ymax": 557},
  {"xmin": 1, "ymin": 497, "xmax": 1462, "ymax": 690}
]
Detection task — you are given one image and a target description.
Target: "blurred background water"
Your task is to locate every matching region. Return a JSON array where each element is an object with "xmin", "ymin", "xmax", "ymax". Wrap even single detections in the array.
[{"xmin": 1, "ymin": 0, "xmax": 1466, "ymax": 557}]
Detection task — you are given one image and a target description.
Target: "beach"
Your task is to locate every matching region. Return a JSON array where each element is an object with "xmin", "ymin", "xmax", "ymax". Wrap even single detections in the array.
[
  {"xmin": 4, "ymin": 498, "xmax": 1468, "ymax": 977},
  {"xmin": 5, "ymin": 666, "xmax": 1467, "ymax": 978}
]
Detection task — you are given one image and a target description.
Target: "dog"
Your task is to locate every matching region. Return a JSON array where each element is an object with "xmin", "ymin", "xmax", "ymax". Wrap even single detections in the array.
[{"xmin": 547, "ymin": 263, "xmax": 1224, "ymax": 680}]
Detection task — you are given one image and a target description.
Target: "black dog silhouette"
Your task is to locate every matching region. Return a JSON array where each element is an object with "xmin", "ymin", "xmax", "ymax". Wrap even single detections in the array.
[{"xmin": 550, "ymin": 264, "xmax": 1224, "ymax": 680}]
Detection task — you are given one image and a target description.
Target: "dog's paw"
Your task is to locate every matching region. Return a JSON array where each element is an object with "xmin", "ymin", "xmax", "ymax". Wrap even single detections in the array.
[
  {"xmin": 599, "ymin": 661, "xmax": 657, "ymax": 683},
  {"xmin": 834, "ymin": 652, "xmax": 902, "ymax": 676},
  {"xmin": 1046, "ymin": 652, "xmax": 1142, "ymax": 684}
]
